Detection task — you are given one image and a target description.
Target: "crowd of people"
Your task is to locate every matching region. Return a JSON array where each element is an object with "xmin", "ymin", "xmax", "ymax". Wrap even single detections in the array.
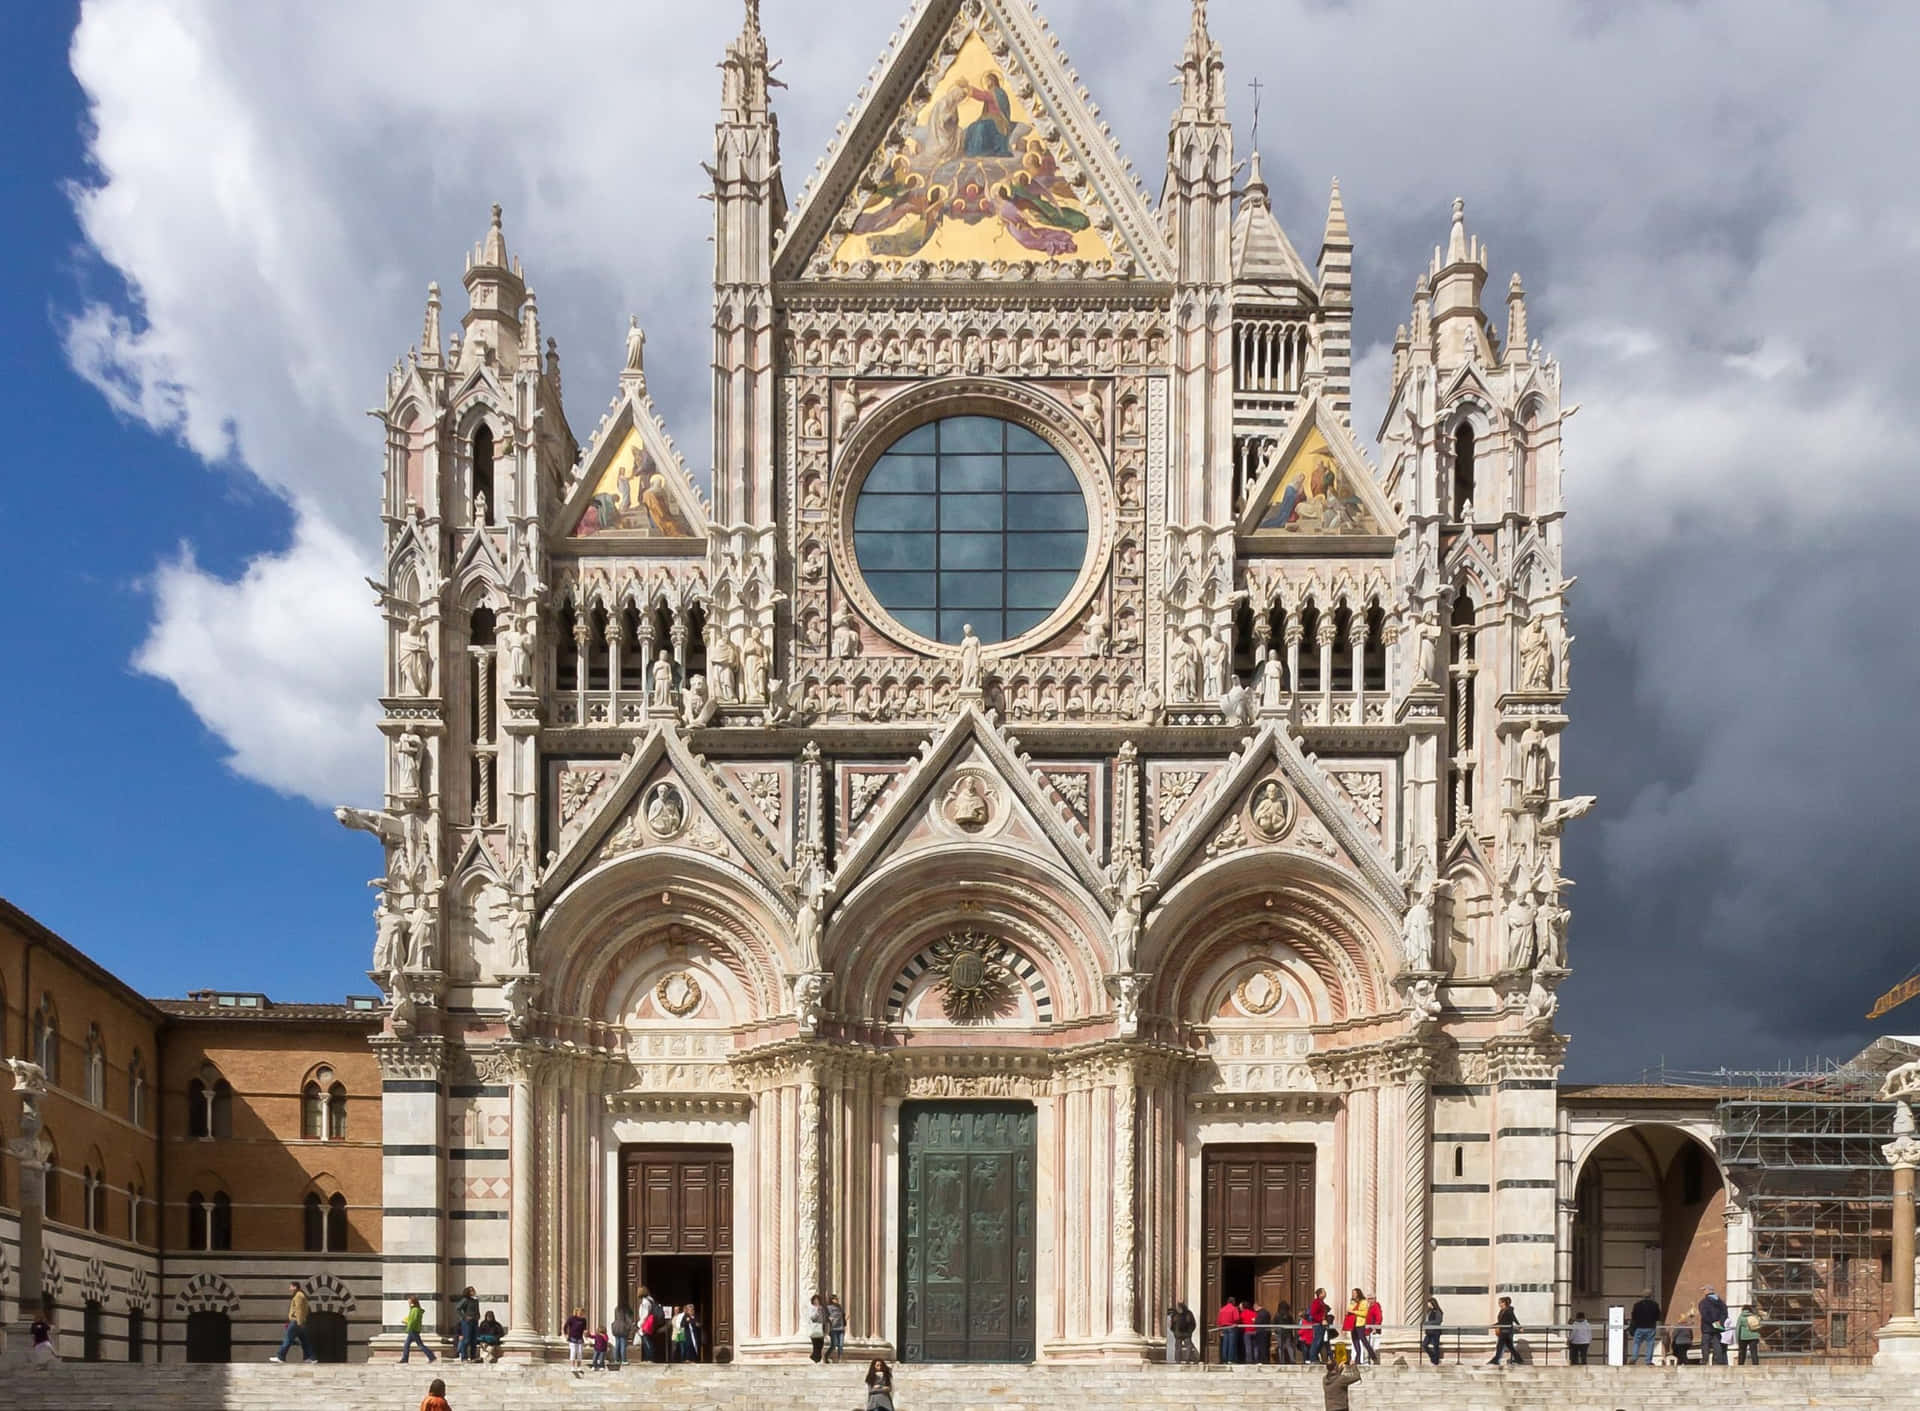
[{"xmin": 1627, "ymin": 1285, "xmax": 1766, "ymax": 1365}]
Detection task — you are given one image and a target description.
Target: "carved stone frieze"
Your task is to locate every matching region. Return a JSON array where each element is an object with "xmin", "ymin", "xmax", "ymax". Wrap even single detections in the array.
[{"xmin": 370, "ymin": 1035, "xmax": 448, "ymax": 1082}]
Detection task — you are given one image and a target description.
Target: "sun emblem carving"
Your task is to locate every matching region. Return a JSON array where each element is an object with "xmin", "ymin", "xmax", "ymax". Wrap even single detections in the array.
[
  {"xmin": 655, "ymin": 971, "xmax": 703, "ymax": 1018},
  {"xmin": 929, "ymin": 931, "xmax": 1016, "ymax": 1024}
]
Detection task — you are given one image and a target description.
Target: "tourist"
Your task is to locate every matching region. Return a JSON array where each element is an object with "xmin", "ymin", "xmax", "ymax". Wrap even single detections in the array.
[
  {"xmin": 418, "ymin": 1376, "xmax": 451, "ymax": 1411},
  {"xmin": 1736, "ymin": 1305, "xmax": 1763, "ymax": 1364},
  {"xmin": 591, "ymin": 1325, "xmax": 610, "ymax": 1369},
  {"xmin": 450, "ymin": 1286, "xmax": 480, "ymax": 1362},
  {"xmin": 1698, "ymin": 1286, "xmax": 1730, "ymax": 1364},
  {"xmin": 1274, "ymin": 1301, "xmax": 1297, "ymax": 1365},
  {"xmin": 1486, "ymin": 1295, "xmax": 1519, "ymax": 1367},
  {"xmin": 1567, "ymin": 1309, "xmax": 1592, "ymax": 1365},
  {"xmin": 1217, "ymin": 1294, "xmax": 1241, "ymax": 1364},
  {"xmin": 28, "ymin": 1309, "xmax": 56, "ymax": 1367},
  {"xmin": 1175, "ymin": 1301, "xmax": 1198, "ymax": 1362},
  {"xmin": 828, "ymin": 1292, "xmax": 848, "ymax": 1361},
  {"xmin": 1321, "ymin": 1357, "xmax": 1362, "ymax": 1410},
  {"xmin": 808, "ymin": 1292, "xmax": 828, "ymax": 1361},
  {"xmin": 400, "ymin": 1297, "xmax": 436, "ymax": 1364},
  {"xmin": 636, "ymin": 1286, "xmax": 660, "ymax": 1361},
  {"xmin": 1164, "ymin": 1302, "xmax": 1181, "ymax": 1363},
  {"xmin": 1422, "ymin": 1296, "xmax": 1445, "ymax": 1366},
  {"xmin": 1671, "ymin": 1311, "xmax": 1696, "ymax": 1365},
  {"xmin": 1307, "ymin": 1287, "xmax": 1331, "ymax": 1364},
  {"xmin": 1249, "ymin": 1297, "xmax": 1273, "ymax": 1365},
  {"xmin": 1343, "ymin": 1288, "xmax": 1367, "ymax": 1364},
  {"xmin": 677, "ymin": 1304, "xmax": 702, "ymax": 1363},
  {"xmin": 474, "ymin": 1311, "xmax": 503, "ymax": 1362},
  {"xmin": 610, "ymin": 1300, "xmax": 633, "ymax": 1367},
  {"xmin": 1629, "ymin": 1291, "xmax": 1661, "ymax": 1365},
  {"xmin": 1363, "ymin": 1291, "xmax": 1383, "ymax": 1364},
  {"xmin": 269, "ymin": 1281, "xmax": 312, "ymax": 1364},
  {"xmin": 865, "ymin": 1358, "xmax": 895, "ymax": 1411},
  {"xmin": 563, "ymin": 1306, "xmax": 588, "ymax": 1367}
]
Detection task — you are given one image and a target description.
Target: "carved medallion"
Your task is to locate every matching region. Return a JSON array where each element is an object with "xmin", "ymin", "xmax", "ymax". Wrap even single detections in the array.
[
  {"xmin": 929, "ymin": 932, "xmax": 1016, "ymax": 1024},
  {"xmin": 1236, "ymin": 969, "xmax": 1284, "ymax": 1016},
  {"xmin": 655, "ymin": 971, "xmax": 703, "ymax": 1018},
  {"xmin": 1249, "ymin": 779, "xmax": 1293, "ymax": 840},
  {"xmin": 644, "ymin": 782, "xmax": 688, "ymax": 840},
  {"xmin": 942, "ymin": 774, "xmax": 997, "ymax": 832}
]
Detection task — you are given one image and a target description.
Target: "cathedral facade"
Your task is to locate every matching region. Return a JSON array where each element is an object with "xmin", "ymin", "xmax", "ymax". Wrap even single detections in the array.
[{"xmin": 346, "ymin": 0, "xmax": 1583, "ymax": 1362}]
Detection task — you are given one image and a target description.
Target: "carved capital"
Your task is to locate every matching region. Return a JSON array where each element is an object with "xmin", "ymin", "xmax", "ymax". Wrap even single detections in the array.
[{"xmin": 370, "ymin": 1034, "xmax": 448, "ymax": 1083}]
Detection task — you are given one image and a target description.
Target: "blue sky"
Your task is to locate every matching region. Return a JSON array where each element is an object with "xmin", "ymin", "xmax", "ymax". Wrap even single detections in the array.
[
  {"xmin": 7, "ymin": 1, "xmax": 1920, "ymax": 1073},
  {"xmin": 1, "ymin": 3, "xmax": 371, "ymax": 1000}
]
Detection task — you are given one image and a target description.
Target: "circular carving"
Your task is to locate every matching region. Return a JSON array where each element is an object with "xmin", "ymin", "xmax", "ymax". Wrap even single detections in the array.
[
  {"xmin": 644, "ymin": 782, "xmax": 687, "ymax": 840},
  {"xmin": 1249, "ymin": 779, "xmax": 1293, "ymax": 840},
  {"xmin": 829, "ymin": 377, "xmax": 1116, "ymax": 659},
  {"xmin": 655, "ymin": 971, "xmax": 703, "ymax": 1018},
  {"xmin": 929, "ymin": 931, "xmax": 1017, "ymax": 1024},
  {"xmin": 1236, "ymin": 968, "xmax": 1285, "ymax": 1015},
  {"xmin": 942, "ymin": 773, "xmax": 998, "ymax": 832}
]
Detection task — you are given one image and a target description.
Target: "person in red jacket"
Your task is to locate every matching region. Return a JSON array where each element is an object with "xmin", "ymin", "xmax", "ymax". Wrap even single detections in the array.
[
  {"xmin": 1217, "ymin": 1296, "xmax": 1242, "ymax": 1363},
  {"xmin": 1362, "ymin": 1294, "xmax": 1383, "ymax": 1364},
  {"xmin": 1307, "ymin": 1288, "xmax": 1332, "ymax": 1363}
]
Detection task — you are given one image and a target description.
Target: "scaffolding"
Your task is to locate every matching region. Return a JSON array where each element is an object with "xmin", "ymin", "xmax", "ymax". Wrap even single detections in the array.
[{"xmin": 1669, "ymin": 1063, "xmax": 1896, "ymax": 1360}]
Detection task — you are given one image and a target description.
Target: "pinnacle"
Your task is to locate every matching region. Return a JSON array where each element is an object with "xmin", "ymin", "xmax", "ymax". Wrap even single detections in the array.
[
  {"xmin": 1446, "ymin": 196, "xmax": 1468, "ymax": 264},
  {"xmin": 1323, "ymin": 176, "xmax": 1350, "ymax": 245}
]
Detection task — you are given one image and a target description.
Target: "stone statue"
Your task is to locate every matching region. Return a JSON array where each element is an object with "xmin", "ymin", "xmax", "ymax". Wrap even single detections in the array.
[
  {"xmin": 1520, "ymin": 615, "xmax": 1554, "ymax": 691},
  {"xmin": 1413, "ymin": 614, "xmax": 1441, "ymax": 687},
  {"xmin": 682, "ymin": 674, "xmax": 715, "ymax": 728},
  {"xmin": 503, "ymin": 905, "xmax": 532, "ymax": 973},
  {"xmin": 624, "ymin": 314, "xmax": 646, "ymax": 374},
  {"xmin": 399, "ymin": 611, "xmax": 433, "ymax": 696},
  {"xmin": 792, "ymin": 854, "xmax": 829, "ymax": 971},
  {"xmin": 1169, "ymin": 632, "xmax": 1199, "ymax": 701},
  {"xmin": 405, "ymin": 899, "xmax": 438, "ymax": 971},
  {"xmin": 1200, "ymin": 631, "xmax": 1230, "ymax": 700},
  {"xmin": 1107, "ymin": 972, "xmax": 1147, "ymax": 1036},
  {"xmin": 957, "ymin": 624, "xmax": 984, "ymax": 693},
  {"xmin": 1083, "ymin": 606, "xmax": 1108, "ymax": 658},
  {"xmin": 944, "ymin": 776, "xmax": 991, "ymax": 830},
  {"xmin": 1260, "ymin": 655, "xmax": 1286, "ymax": 710},
  {"xmin": 1219, "ymin": 682, "xmax": 1253, "ymax": 726},
  {"xmin": 706, "ymin": 626, "xmax": 740, "ymax": 701},
  {"xmin": 372, "ymin": 902, "xmax": 407, "ymax": 981},
  {"xmin": 1522, "ymin": 970, "xmax": 1560, "ymax": 1031},
  {"xmin": 651, "ymin": 654, "xmax": 675, "ymax": 705},
  {"xmin": 2, "ymin": 1056, "xmax": 48, "ymax": 1101},
  {"xmin": 793, "ymin": 971, "xmax": 829, "ymax": 1035},
  {"xmin": 1401, "ymin": 848, "xmax": 1437, "ymax": 971},
  {"xmin": 1502, "ymin": 888, "xmax": 1538, "ymax": 972},
  {"xmin": 393, "ymin": 731, "xmax": 425, "ymax": 802},
  {"xmin": 1251, "ymin": 780, "xmax": 1290, "ymax": 838},
  {"xmin": 1406, "ymin": 975, "xmax": 1443, "ymax": 1028},
  {"xmin": 472, "ymin": 488, "xmax": 489, "ymax": 525},
  {"xmin": 835, "ymin": 383, "xmax": 861, "ymax": 435},
  {"xmin": 832, "ymin": 607, "xmax": 862, "ymax": 659},
  {"xmin": 1521, "ymin": 724, "xmax": 1551, "ymax": 798},
  {"xmin": 741, "ymin": 628, "xmax": 770, "ymax": 703},
  {"xmin": 500, "ymin": 611, "xmax": 533, "ymax": 691},
  {"xmin": 645, "ymin": 783, "xmax": 687, "ymax": 838},
  {"xmin": 1109, "ymin": 859, "xmax": 1150, "ymax": 973},
  {"xmin": 501, "ymin": 974, "xmax": 535, "ymax": 1041}
]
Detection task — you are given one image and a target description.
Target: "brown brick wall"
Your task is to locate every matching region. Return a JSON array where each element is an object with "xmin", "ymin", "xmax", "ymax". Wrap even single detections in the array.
[
  {"xmin": 159, "ymin": 1018, "xmax": 384, "ymax": 1254},
  {"xmin": 0, "ymin": 910, "xmax": 164, "ymax": 1245}
]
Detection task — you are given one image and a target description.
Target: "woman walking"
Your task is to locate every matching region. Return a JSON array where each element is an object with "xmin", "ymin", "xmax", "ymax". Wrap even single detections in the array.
[
  {"xmin": 1422, "ymin": 1296, "xmax": 1445, "ymax": 1366},
  {"xmin": 563, "ymin": 1307, "xmax": 587, "ymax": 1368},
  {"xmin": 1344, "ymin": 1289, "xmax": 1369, "ymax": 1364},
  {"xmin": 400, "ymin": 1297, "xmax": 436, "ymax": 1364}
]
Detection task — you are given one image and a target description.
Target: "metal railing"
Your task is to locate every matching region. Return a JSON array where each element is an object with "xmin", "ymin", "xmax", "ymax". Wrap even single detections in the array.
[{"xmin": 1185, "ymin": 1322, "xmax": 1763, "ymax": 1367}]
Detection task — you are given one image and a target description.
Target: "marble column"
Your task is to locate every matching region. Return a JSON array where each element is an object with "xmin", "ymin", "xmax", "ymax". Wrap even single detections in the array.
[
  {"xmin": 372, "ymin": 1037, "xmax": 447, "ymax": 1355},
  {"xmin": 1109, "ymin": 1070, "xmax": 1141, "ymax": 1344},
  {"xmin": 507, "ymin": 1047, "xmax": 538, "ymax": 1340},
  {"xmin": 1401, "ymin": 1058, "xmax": 1431, "ymax": 1329},
  {"xmin": 1, "ymin": 1061, "xmax": 47, "ymax": 1369},
  {"xmin": 1878, "ymin": 1084, "xmax": 1920, "ymax": 1365}
]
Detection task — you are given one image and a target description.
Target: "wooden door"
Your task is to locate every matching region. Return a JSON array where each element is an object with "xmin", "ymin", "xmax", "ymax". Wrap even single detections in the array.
[
  {"xmin": 621, "ymin": 1144, "xmax": 733, "ymax": 1359},
  {"xmin": 899, "ymin": 1103, "xmax": 1037, "ymax": 1363},
  {"xmin": 1202, "ymin": 1144, "xmax": 1315, "ymax": 1338}
]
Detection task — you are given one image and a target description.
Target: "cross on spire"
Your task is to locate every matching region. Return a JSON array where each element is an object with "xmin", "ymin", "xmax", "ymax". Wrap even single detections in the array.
[{"xmin": 1249, "ymin": 76, "xmax": 1264, "ymax": 151}]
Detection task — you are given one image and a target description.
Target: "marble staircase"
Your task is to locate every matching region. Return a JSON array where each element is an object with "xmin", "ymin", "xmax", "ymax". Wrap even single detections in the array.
[{"xmin": 0, "ymin": 1361, "xmax": 1905, "ymax": 1410}]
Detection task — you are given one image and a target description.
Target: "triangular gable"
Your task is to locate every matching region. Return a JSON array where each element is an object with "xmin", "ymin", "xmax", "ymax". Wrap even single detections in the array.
[
  {"xmin": 448, "ymin": 830, "xmax": 506, "ymax": 885},
  {"xmin": 538, "ymin": 725, "xmax": 791, "ymax": 907},
  {"xmin": 453, "ymin": 523, "xmax": 514, "ymax": 594},
  {"xmin": 555, "ymin": 386, "xmax": 707, "ymax": 546},
  {"xmin": 1237, "ymin": 393, "xmax": 1398, "ymax": 544},
  {"xmin": 831, "ymin": 706, "xmax": 1108, "ymax": 905},
  {"xmin": 1146, "ymin": 722, "xmax": 1403, "ymax": 911},
  {"xmin": 1441, "ymin": 360, "xmax": 1495, "ymax": 411},
  {"xmin": 449, "ymin": 361, "xmax": 512, "ymax": 421},
  {"xmin": 777, "ymin": 0, "xmax": 1172, "ymax": 282}
]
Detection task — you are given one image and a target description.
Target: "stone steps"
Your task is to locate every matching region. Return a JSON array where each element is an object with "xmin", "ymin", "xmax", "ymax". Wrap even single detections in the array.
[{"xmin": 0, "ymin": 1363, "xmax": 1901, "ymax": 1411}]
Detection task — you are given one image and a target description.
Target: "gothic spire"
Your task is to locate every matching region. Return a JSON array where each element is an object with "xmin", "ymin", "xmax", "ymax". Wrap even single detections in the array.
[
  {"xmin": 721, "ymin": 0, "xmax": 775, "ymax": 124},
  {"xmin": 1323, "ymin": 178, "xmax": 1350, "ymax": 249},
  {"xmin": 420, "ymin": 282, "xmax": 442, "ymax": 368},
  {"xmin": 1176, "ymin": 0, "xmax": 1227, "ymax": 122}
]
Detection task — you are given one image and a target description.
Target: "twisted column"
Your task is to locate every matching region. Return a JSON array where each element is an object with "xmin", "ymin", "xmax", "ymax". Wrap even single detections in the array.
[
  {"xmin": 1111, "ymin": 1073, "xmax": 1139, "ymax": 1337},
  {"xmin": 797, "ymin": 1073, "xmax": 823, "ymax": 1308},
  {"xmin": 508, "ymin": 1048, "xmax": 538, "ymax": 1336},
  {"xmin": 1402, "ymin": 1059, "xmax": 1431, "ymax": 1324}
]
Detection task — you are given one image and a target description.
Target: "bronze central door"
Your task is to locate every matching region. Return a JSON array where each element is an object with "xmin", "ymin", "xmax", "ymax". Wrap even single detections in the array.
[{"xmin": 899, "ymin": 1103, "xmax": 1036, "ymax": 1362}]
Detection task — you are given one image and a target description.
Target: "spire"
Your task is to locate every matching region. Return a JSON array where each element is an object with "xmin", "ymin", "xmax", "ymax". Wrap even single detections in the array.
[
  {"xmin": 545, "ymin": 337, "xmax": 561, "ymax": 399},
  {"xmin": 1322, "ymin": 178, "xmax": 1350, "ymax": 249},
  {"xmin": 460, "ymin": 204, "xmax": 526, "ymax": 370},
  {"xmin": 1243, "ymin": 150, "xmax": 1270, "ymax": 210},
  {"xmin": 473, "ymin": 203, "xmax": 510, "ymax": 272},
  {"xmin": 1506, "ymin": 273, "xmax": 1529, "ymax": 366},
  {"xmin": 1177, "ymin": 0, "xmax": 1226, "ymax": 121},
  {"xmin": 518, "ymin": 289, "xmax": 541, "ymax": 372},
  {"xmin": 420, "ymin": 282, "xmax": 442, "ymax": 368},
  {"xmin": 1445, "ymin": 196, "xmax": 1468, "ymax": 265},
  {"xmin": 1411, "ymin": 274, "xmax": 1433, "ymax": 352},
  {"xmin": 721, "ymin": 0, "xmax": 776, "ymax": 124}
]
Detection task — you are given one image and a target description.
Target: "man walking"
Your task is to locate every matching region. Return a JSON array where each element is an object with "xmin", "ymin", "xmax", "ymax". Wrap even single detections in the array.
[
  {"xmin": 1629, "ymin": 1291, "xmax": 1661, "ymax": 1365},
  {"xmin": 1699, "ymin": 1286, "xmax": 1730, "ymax": 1365},
  {"xmin": 450, "ymin": 1286, "xmax": 481, "ymax": 1362},
  {"xmin": 268, "ymin": 1281, "xmax": 311, "ymax": 1363},
  {"xmin": 1307, "ymin": 1287, "xmax": 1331, "ymax": 1364}
]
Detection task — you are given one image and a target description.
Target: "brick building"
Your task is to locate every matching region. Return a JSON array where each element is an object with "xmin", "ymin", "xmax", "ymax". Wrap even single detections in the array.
[{"xmin": 0, "ymin": 899, "xmax": 382, "ymax": 1362}]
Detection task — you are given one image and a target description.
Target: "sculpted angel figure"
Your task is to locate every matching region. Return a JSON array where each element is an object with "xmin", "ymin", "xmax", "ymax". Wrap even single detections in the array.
[
  {"xmin": 741, "ymin": 627, "xmax": 770, "ymax": 703},
  {"xmin": 372, "ymin": 902, "xmax": 408, "ymax": 981},
  {"xmin": 706, "ymin": 626, "xmax": 740, "ymax": 701},
  {"xmin": 1109, "ymin": 858, "xmax": 1152, "ymax": 973},
  {"xmin": 1168, "ymin": 632, "xmax": 1199, "ymax": 701},
  {"xmin": 1413, "ymin": 614, "xmax": 1441, "ymax": 687}
]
